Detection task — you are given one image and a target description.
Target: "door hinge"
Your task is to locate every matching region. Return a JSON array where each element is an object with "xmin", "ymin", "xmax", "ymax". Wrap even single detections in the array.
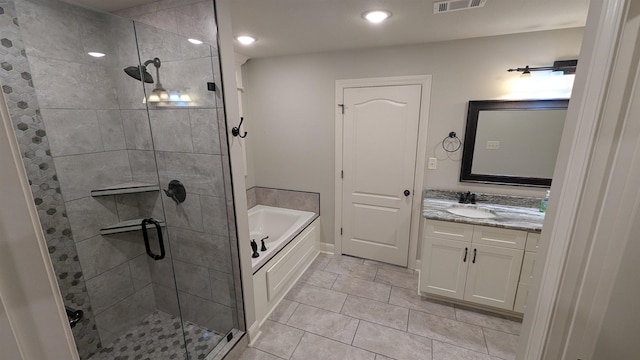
[
  {"xmin": 338, "ymin": 104, "xmax": 345, "ymax": 114},
  {"xmin": 340, "ymin": 228, "xmax": 343, "ymax": 235},
  {"xmin": 341, "ymin": 170, "xmax": 344, "ymax": 179}
]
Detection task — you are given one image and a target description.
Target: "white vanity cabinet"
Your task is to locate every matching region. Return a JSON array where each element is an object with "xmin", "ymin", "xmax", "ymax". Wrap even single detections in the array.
[{"xmin": 420, "ymin": 219, "xmax": 531, "ymax": 311}]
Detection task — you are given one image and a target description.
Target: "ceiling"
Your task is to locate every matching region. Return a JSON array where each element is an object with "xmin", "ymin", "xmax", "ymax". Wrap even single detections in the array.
[{"xmin": 69, "ymin": 0, "xmax": 590, "ymax": 59}]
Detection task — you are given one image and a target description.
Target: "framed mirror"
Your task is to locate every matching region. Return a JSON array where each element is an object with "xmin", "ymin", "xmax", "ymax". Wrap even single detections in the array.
[{"xmin": 460, "ymin": 99, "xmax": 569, "ymax": 187}]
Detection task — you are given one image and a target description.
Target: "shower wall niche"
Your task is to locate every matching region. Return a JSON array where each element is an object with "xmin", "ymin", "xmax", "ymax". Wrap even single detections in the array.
[{"xmin": 1, "ymin": 0, "xmax": 242, "ymax": 359}]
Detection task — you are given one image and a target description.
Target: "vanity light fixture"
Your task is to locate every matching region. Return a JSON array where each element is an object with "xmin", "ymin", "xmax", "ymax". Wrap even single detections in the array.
[
  {"xmin": 88, "ymin": 52, "xmax": 106, "ymax": 58},
  {"xmin": 508, "ymin": 59, "xmax": 578, "ymax": 77},
  {"xmin": 236, "ymin": 35, "xmax": 257, "ymax": 45},
  {"xmin": 363, "ymin": 10, "xmax": 391, "ymax": 23}
]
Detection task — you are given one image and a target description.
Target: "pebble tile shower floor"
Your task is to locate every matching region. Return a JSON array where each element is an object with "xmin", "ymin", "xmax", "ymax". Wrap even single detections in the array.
[
  {"xmin": 238, "ymin": 253, "xmax": 521, "ymax": 360},
  {"xmin": 89, "ymin": 311, "xmax": 224, "ymax": 360}
]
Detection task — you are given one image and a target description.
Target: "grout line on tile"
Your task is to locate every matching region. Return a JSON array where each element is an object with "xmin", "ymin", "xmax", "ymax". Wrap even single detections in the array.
[
  {"xmin": 405, "ymin": 304, "xmax": 410, "ymax": 331},
  {"xmin": 350, "ymin": 319, "xmax": 361, "ymax": 346},
  {"xmin": 481, "ymin": 327, "xmax": 490, "ymax": 356}
]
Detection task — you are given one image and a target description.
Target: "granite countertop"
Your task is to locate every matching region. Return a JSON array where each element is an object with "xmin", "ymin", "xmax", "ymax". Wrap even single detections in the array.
[{"xmin": 423, "ymin": 198, "xmax": 545, "ymax": 233}]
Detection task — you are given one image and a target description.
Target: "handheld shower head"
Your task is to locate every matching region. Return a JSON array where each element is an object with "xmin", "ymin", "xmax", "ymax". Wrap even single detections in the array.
[{"xmin": 124, "ymin": 65, "xmax": 153, "ymax": 83}]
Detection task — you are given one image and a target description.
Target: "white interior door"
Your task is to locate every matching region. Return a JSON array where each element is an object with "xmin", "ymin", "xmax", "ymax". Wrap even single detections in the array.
[{"xmin": 341, "ymin": 85, "xmax": 422, "ymax": 266}]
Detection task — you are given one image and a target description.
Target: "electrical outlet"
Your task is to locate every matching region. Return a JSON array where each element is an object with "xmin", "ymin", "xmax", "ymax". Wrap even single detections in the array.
[
  {"xmin": 486, "ymin": 141, "xmax": 500, "ymax": 150},
  {"xmin": 428, "ymin": 157, "xmax": 437, "ymax": 169}
]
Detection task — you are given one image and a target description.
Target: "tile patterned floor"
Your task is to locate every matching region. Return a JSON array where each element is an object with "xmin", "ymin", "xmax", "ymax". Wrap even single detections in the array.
[
  {"xmin": 89, "ymin": 311, "xmax": 224, "ymax": 360},
  {"xmin": 238, "ymin": 254, "xmax": 521, "ymax": 360}
]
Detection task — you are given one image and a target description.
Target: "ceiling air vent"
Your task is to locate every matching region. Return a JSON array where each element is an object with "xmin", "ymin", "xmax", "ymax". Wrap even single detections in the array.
[{"xmin": 434, "ymin": 0, "xmax": 487, "ymax": 14}]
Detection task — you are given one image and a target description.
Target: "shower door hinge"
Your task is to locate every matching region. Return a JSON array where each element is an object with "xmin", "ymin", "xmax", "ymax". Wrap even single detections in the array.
[
  {"xmin": 226, "ymin": 332, "xmax": 233, "ymax": 342},
  {"xmin": 338, "ymin": 104, "xmax": 345, "ymax": 114},
  {"xmin": 207, "ymin": 82, "xmax": 217, "ymax": 91}
]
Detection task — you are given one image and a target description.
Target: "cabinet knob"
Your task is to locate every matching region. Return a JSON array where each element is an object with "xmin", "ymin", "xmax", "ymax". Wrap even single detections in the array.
[{"xmin": 404, "ymin": 190, "xmax": 411, "ymax": 197}]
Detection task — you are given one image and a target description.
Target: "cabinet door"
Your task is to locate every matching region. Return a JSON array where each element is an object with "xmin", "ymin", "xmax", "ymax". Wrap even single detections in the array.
[
  {"xmin": 464, "ymin": 244, "xmax": 524, "ymax": 310},
  {"xmin": 420, "ymin": 236, "xmax": 470, "ymax": 300}
]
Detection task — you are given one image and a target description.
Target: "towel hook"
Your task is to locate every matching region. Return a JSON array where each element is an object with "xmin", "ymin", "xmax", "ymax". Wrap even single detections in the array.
[{"xmin": 232, "ymin": 117, "xmax": 248, "ymax": 138}]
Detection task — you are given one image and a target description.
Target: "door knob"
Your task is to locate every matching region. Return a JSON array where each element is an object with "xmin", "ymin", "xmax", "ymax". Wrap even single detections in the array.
[{"xmin": 404, "ymin": 190, "xmax": 411, "ymax": 196}]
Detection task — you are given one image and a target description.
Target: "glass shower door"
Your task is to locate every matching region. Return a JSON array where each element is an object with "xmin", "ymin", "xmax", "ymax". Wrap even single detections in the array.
[{"xmin": 131, "ymin": 18, "xmax": 240, "ymax": 360}]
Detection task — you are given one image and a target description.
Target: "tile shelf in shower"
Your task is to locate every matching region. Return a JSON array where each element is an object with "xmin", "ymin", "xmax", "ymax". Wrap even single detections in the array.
[
  {"xmin": 91, "ymin": 182, "xmax": 160, "ymax": 197},
  {"xmin": 100, "ymin": 218, "xmax": 166, "ymax": 235}
]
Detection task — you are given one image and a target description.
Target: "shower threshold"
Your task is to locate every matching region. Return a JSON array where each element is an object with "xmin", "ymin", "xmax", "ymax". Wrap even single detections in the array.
[{"xmin": 89, "ymin": 310, "xmax": 224, "ymax": 360}]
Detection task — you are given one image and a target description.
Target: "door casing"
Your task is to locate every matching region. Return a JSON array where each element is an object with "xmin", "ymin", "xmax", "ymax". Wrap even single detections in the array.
[{"xmin": 334, "ymin": 75, "xmax": 432, "ymax": 270}]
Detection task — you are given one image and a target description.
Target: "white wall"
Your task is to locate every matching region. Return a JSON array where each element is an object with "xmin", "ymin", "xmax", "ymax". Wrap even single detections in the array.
[
  {"xmin": 592, "ymin": 212, "xmax": 640, "ymax": 358},
  {"xmin": 244, "ymin": 28, "xmax": 583, "ymax": 245}
]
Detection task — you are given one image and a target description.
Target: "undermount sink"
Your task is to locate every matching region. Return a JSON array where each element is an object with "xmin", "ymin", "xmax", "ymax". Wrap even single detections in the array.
[{"xmin": 447, "ymin": 206, "xmax": 497, "ymax": 219}]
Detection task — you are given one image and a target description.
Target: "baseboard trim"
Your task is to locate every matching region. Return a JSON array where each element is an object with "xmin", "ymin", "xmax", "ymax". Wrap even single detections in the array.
[
  {"xmin": 319, "ymin": 242, "xmax": 335, "ymax": 254},
  {"xmin": 246, "ymin": 321, "xmax": 261, "ymax": 346}
]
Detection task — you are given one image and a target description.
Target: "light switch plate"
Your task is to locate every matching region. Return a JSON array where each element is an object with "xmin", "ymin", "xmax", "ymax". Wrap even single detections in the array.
[{"xmin": 428, "ymin": 157, "xmax": 437, "ymax": 169}]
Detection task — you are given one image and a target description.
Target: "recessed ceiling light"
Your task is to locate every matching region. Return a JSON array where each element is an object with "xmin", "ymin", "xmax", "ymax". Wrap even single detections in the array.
[
  {"xmin": 188, "ymin": 38, "xmax": 203, "ymax": 45},
  {"xmin": 363, "ymin": 10, "xmax": 391, "ymax": 24},
  {"xmin": 236, "ymin": 35, "xmax": 257, "ymax": 45},
  {"xmin": 88, "ymin": 52, "xmax": 105, "ymax": 58}
]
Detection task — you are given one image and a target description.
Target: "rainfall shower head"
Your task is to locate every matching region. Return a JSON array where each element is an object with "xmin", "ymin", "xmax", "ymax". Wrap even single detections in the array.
[
  {"xmin": 123, "ymin": 57, "xmax": 161, "ymax": 84},
  {"xmin": 124, "ymin": 65, "xmax": 153, "ymax": 83}
]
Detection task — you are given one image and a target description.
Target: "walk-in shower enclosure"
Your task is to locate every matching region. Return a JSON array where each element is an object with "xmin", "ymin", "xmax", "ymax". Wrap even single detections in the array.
[{"xmin": 0, "ymin": 0, "xmax": 244, "ymax": 359}]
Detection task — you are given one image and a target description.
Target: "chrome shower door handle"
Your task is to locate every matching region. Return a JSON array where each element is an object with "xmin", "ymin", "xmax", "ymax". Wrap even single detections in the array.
[{"xmin": 141, "ymin": 218, "xmax": 165, "ymax": 260}]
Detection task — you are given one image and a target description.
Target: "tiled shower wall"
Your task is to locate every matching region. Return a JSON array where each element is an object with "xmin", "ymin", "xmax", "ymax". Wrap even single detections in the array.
[
  {"xmin": 3, "ymin": 0, "xmax": 240, "ymax": 357},
  {"xmin": 0, "ymin": 1, "xmax": 101, "ymax": 358},
  {"xmin": 14, "ymin": 0, "xmax": 162, "ymax": 351}
]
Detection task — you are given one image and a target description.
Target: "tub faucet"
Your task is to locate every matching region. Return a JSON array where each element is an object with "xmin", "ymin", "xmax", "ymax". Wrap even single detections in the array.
[
  {"xmin": 250, "ymin": 240, "xmax": 259, "ymax": 258},
  {"xmin": 260, "ymin": 236, "xmax": 268, "ymax": 251}
]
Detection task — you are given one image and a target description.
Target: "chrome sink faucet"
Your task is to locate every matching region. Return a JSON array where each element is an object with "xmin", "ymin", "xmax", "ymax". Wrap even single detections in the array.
[{"xmin": 458, "ymin": 191, "xmax": 476, "ymax": 204}]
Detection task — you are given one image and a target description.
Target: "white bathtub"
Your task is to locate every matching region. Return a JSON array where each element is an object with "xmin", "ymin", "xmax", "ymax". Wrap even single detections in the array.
[{"xmin": 248, "ymin": 205, "xmax": 316, "ymax": 272}]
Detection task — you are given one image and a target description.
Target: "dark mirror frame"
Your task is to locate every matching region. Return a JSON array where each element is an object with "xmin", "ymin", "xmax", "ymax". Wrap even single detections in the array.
[{"xmin": 460, "ymin": 99, "xmax": 569, "ymax": 187}]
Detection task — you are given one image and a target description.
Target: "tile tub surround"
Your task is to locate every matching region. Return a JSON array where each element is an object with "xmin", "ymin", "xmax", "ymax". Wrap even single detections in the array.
[
  {"xmin": 247, "ymin": 187, "xmax": 320, "ymax": 215},
  {"xmin": 423, "ymin": 190, "xmax": 545, "ymax": 232},
  {"xmin": 239, "ymin": 253, "xmax": 521, "ymax": 360}
]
